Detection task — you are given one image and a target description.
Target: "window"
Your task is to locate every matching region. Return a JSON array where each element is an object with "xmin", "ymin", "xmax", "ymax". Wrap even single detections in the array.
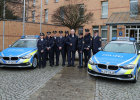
[
  {"xmin": 78, "ymin": 27, "xmax": 83, "ymax": 35},
  {"xmin": 60, "ymin": 7, "xmax": 64, "ymax": 19},
  {"xmin": 32, "ymin": 10, "xmax": 35, "ymax": 22},
  {"xmin": 78, "ymin": 4, "xmax": 84, "ymax": 18},
  {"xmin": 101, "ymin": 26, "xmax": 108, "ymax": 40},
  {"xmin": 45, "ymin": 0, "xmax": 48, "ymax": 4},
  {"xmin": 33, "ymin": 0, "xmax": 36, "ymax": 6},
  {"xmin": 45, "ymin": 9, "xmax": 48, "ymax": 23},
  {"xmin": 102, "ymin": 1, "xmax": 108, "ymax": 18},
  {"xmin": 112, "ymin": 26, "xmax": 117, "ymax": 37},
  {"xmin": 130, "ymin": 0, "xmax": 138, "ymax": 16},
  {"xmin": 55, "ymin": 0, "xmax": 59, "ymax": 2},
  {"xmin": 93, "ymin": 26, "xmax": 99, "ymax": 34}
]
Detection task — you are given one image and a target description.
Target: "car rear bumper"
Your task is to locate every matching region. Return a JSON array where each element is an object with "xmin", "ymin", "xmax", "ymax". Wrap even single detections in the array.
[{"xmin": 88, "ymin": 69, "xmax": 135, "ymax": 81}]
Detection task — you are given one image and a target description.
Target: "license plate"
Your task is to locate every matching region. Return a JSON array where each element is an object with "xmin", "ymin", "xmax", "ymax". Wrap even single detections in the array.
[
  {"xmin": 101, "ymin": 70, "xmax": 114, "ymax": 75},
  {"xmin": 6, "ymin": 61, "xmax": 16, "ymax": 64}
]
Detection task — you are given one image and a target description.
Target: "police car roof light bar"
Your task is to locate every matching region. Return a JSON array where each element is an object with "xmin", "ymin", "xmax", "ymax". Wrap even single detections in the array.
[
  {"xmin": 21, "ymin": 35, "xmax": 40, "ymax": 39},
  {"xmin": 112, "ymin": 37, "xmax": 136, "ymax": 42}
]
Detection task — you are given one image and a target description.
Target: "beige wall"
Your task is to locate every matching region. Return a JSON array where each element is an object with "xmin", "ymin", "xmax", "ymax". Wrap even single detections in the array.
[
  {"xmin": 0, "ymin": 21, "xmax": 69, "ymax": 51},
  {"xmin": 27, "ymin": 0, "xmax": 131, "ymax": 39}
]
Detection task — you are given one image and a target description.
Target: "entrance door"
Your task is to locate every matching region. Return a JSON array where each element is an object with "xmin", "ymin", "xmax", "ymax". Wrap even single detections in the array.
[
  {"xmin": 125, "ymin": 26, "xmax": 140, "ymax": 43},
  {"xmin": 130, "ymin": 29, "xmax": 139, "ymax": 42}
]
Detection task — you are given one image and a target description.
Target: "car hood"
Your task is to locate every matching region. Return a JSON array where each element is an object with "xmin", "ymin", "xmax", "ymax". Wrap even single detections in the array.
[
  {"xmin": 91, "ymin": 51, "xmax": 137, "ymax": 66},
  {"xmin": 0, "ymin": 47, "xmax": 37, "ymax": 57}
]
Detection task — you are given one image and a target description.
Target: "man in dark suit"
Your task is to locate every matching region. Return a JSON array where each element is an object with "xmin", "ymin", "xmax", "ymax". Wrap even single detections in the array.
[
  {"xmin": 92, "ymin": 31, "xmax": 101, "ymax": 55},
  {"xmin": 37, "ymin": 33, "xmax": 46, "ymax": 68},
  {"xmin": 46, "ymin": 32, "xmax": 54, "ymax": 67},
  {"xmin": 58, "ymin": 31, "xmax": 65, "ymax": 66},
  {"xmin": 83, "ymin": 29, "xmax": 92, "ymax": 68},
  {"xmin": 77, "ymin": 32, "xmax": 84, "ymax": 68},
  {"xmin": 52, "ymin": 31, "xmax": 59, "ymax": 66},
  {"xmin": 66, "ymin": 29, "xmax": 78, "ymax": 67},
  {"xmin": 64, "ymin": 31, "xmax": 69, "ymax": 64}
]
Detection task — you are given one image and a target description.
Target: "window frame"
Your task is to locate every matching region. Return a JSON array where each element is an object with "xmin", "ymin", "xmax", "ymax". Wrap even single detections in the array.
[
  {"xmin": 45, "ymin": 9, "xmax": 48, "ymax": 23},
  {"xmin": 101, "ymin": 1, "xmax": 108, "ymax": 19}
]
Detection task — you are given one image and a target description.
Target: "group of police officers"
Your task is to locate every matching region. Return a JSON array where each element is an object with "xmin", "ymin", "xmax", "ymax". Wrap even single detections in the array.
[{"xmin": 37, "ymin": 29, "xmax": 101, "ymax": 68}]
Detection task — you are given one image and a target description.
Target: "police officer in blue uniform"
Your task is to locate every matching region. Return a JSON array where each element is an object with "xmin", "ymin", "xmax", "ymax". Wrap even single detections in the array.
[
  {"xmin": 64, "ymin": 31, "xmax": 69, "ymax": 63},
  {"xmin": 77, "ymin": 32, "xmax": 84, "ymax": 68},
  {"xmin": 37, "ymin": 33, "xmax": 46, "ymax": 68},
  {"xmin": 66, "ymin": 29, "xmax": 78, "ymax": 67},
  {"xmin": 83, "ymin": 29, "xmax": 92, "ymax": 68},
  {"xmin": 52, "ymin": 31, "xmax": 59, "ymax": 66},
  {"xmin": 92, "ymin": 31, "xmax": 101, "ymax": 55},
  {"xmin": 46, "ymin": 32, "xmax": 54, "ymax": 67},
  {"xmin": 58, "ymin": 31, "xmax": 65, "ymax": 66}
]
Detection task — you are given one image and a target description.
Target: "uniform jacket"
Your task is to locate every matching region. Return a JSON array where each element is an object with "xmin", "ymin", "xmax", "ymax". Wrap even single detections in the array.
[
  {"xmin": 46, "ymin": 36, "xmax": 54, "ymax": 49},
  {"xmin": 58, "ymin": 36, "xmax": 65, "ymax": 49},
  {"xmin": 66, "ymin": 34, "xmax": 78, "ymax": 51},
  {"xmin": 92, "ymin": 36, "xmax": 101, "ymax": 52},
  {"xmin": 77, "ymin": 37, "xmax": 84, "ymax": 52},
  {"xmin": 37, "ymin": 39, "xmax": 46, "ymax": 53},
  {"xmin": 83, "ymin": 33, "xmax": 92, "ymax": 50},
  {"xmin": 53, "ymin": 37, "xmax": 59, "ymax": 48}
]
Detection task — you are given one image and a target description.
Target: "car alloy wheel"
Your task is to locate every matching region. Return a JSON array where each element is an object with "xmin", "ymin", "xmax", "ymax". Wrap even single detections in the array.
[{"xmin": 32, "ymin": 57, "xmax": 37, "ymax": 68}]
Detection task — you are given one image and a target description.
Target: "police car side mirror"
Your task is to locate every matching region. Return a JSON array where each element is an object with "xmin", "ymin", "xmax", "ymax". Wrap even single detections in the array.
[
  {"xmin": 98, "ymin": 47, "xmax": 102, "ymax": 51},
  {"xmin": 9, "ymin": 45, "xmax": 11, "ymax": 47},
  {"xmin": 138, "ymin": 50, "xmax": 140, "ymax": 54}
]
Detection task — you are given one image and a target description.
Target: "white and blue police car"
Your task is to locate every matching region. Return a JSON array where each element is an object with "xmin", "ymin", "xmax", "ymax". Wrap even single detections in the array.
[
  {"xmin": 0, "ymin": 35, "xmax": 39, "ymax": 68},
  {"xmin": 88, "ymin": 37, "xmax": 140, "ymax": 83}
]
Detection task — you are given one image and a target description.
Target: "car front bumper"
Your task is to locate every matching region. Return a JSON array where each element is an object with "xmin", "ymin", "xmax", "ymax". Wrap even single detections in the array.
[
  {"xmin": 0, "ymin": 62, "xmax": 32, "ymax": 68},
  {"xmin": 88, "ymin": 69, "xmax": 135, "ymax": 81}
]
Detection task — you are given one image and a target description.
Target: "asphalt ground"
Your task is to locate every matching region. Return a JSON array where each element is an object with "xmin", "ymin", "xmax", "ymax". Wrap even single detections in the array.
[{"xmin": 29, "ymin": 66, "xmax": 96, "ymax": 100}]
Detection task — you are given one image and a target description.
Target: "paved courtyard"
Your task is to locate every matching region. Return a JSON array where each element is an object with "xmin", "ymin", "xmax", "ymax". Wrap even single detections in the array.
[
  {"xmin": 0, "ymin": 66, "xmax": 62, "ymax": 100},
  {"xmin": 0, "ymin": 62, "xmax": 140, "ymax": 100}
]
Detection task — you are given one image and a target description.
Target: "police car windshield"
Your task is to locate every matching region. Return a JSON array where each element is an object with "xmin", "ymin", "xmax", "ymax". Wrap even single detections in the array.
[
  {"xmin": 103, "ymin": 43, "xmax": 135, "ymax": 53},
  {"xmin": 11, "ymin": 39, "xmax": 37, "ymax": 48}
]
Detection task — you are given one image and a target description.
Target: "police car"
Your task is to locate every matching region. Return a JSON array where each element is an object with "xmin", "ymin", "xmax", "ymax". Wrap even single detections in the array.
[
  {"xmin": 0, "ymin": 35, "xmax": 39, "ymax": 68},
  {"xmin": 88, "ymin": 37, "xmax": 140, "ymax": 83}
]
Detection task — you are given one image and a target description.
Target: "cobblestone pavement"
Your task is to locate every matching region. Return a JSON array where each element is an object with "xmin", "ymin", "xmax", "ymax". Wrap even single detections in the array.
[
  {"xmin": 0, "ymin": 65, "xmax": 62, "ymax": 100},
  {"xmin": 1, "ymin": 62, "xmax": 140, "ymax": 100},
  {"xmin": 29, "ymin": 67, "xmax": 96, "ymax": 100},
  {"xmin": 94, "ymin": 73, "xmax": 140, "ymax": 100}
]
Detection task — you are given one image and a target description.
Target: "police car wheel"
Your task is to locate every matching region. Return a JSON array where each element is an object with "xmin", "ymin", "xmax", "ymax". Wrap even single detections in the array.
[
  {"xmin": 32, "ymin": 57, "xmax": 37, "ymax": 68},
  {"xmin": 132, "ymin": 67, "xmax": 138, "ymax": 83}
]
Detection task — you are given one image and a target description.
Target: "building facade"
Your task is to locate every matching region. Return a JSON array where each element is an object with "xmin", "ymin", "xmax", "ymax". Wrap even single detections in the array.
[{"xmin": 28, "ymin": 0, "xmax": 140, "ymax": 43}]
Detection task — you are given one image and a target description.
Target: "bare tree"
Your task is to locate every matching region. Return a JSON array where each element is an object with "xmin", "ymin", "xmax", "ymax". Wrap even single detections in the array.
[
  {"xmin": 52, "ymin": 4, "xmax": 93, "ymax": 30},
  {"xmin": 0, "ymin": 0, "xmax": 39, "ymax": 21}
]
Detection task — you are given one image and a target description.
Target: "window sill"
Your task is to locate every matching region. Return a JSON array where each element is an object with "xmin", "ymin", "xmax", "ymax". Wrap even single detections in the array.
[{"xmin": 101, "ymin": 17, "xmax": 108, "ymax": 19}]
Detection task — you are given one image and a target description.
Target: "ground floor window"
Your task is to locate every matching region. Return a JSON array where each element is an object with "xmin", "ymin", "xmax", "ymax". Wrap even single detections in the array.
[
  {"xmin": 125, "ymin": 25, "xmax": 140, "ymax": 43},
  {"xmin": 112, "ymin": 26, "xmax": 117, "ymax": 37},
  {"xmin": 93, "ymin": 26, "xmax": 99, "ymax": 35},
  {"xmin": 101, "ymin": 26, "xmax": 108, "ymax": 40},
  {"xmin": 78, "ymin": 27, "xmax": 83, "ymax": 34}
]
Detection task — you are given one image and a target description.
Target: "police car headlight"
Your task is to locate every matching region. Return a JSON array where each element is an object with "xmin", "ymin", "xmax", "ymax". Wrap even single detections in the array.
[
  {"xmin": 120, "ymin": 64, "xmax": 135, "ymax": 69},
  {"xmin": 21, "ymin": 55, "xmax": 32, "ymax": 59},
  {"xmin": 88, "ymin": 59, "xmax": 94, "ymax": 65}
]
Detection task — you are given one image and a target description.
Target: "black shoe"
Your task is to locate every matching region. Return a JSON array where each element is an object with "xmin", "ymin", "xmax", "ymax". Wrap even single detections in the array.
[
  {"xmin": 84, "ymin": 65, "xmax": 87, "ymax": 68},
  {"xmin": 62, "ymin": 64, "xmax": 65, "ymax": 67},
  {"xmin": 67, "ymin": 65, "xmax": 71, "ymax": 67},
  {"xmin": 78, "ymin": 66, "xmax": 83, "ymax": 68},
  {"xmin": 56, "ymin": 64, "xmax": 59, "ymax": 66},
  {"xmin": 72, "ymin": 64, "xmax": 75, "ymax": 67},
  {"xmin": 42, "ymin": 66, "xmax": 46, "ymax": 68},
  {"xmin": 50, "ymin": 64, "xmax": 53, "ymax": 67}
]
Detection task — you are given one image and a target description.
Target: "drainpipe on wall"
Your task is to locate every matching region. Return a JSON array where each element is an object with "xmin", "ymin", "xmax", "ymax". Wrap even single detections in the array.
[{"xmin": 3, "ymin": 0, "xmax": 5, "ymax": 50}]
